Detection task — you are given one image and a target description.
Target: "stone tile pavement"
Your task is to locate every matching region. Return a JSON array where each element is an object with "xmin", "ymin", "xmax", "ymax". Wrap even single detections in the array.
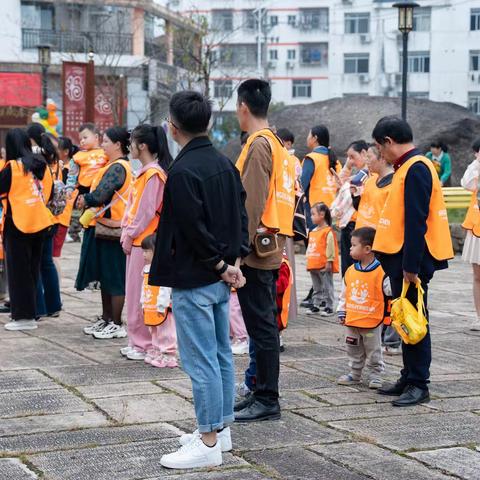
[{"xmin": 1, "ymin": 243, "xmax": 480, "ymax": 479}]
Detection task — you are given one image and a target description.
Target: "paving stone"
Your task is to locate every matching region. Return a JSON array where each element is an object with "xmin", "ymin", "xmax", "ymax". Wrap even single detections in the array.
[
  {"xmin": 165, "ymin": 470, "xmax": 272, "ymax": 480},
  {"xmin": 431, "ymin": 379, "xmax": 480, "ymax": 398},
  {"xmin": 0, "ymin": 389, "xmax": 93, "ymax": 419},
  {"xmin": 310, "ymin": 390, "xmax": 394, "ymax": 406},
  {"xmin": 92, "ymin": 393, "xmax": 194, "ymax": 423},
  {"xmin": 433, "ymin": 333, "xmax": 480, "ymax": 356},
  {"xmin": 0, "ymin": 411, "xmax": 110, "ymax": 437},
  {"xmin": 77, "ymin": 381, "xmax": 165, "ymax": 399},
  {"xmin": 0, "ymin": 458, "xmax": 37, "ymax": 480},
  {"xmin": 409, "ymin": 447, "xmax": 480, "ymax": 479},
  {"xmin": 279, "ymin": 391, "xmax": 331, "ymax": 410},
  {"xmin": 278, "ymin": 343, "xmax": 345, "ymax": 361},
  {"xmin": 243, "ymin": 447, "xmax": 368, "ymax": 480},
  {"xmin": 0, "ymin": 370, "xmax": 59, "ymax": 393},
  {"xmin": 329, "ymin": 412, "xmax": 480, "ymax": 451},
  {"xmin": 425, "ymin": 395, "xmax": 480, "ymax": 412},
  {"xmin": 312, "ymin": 442, "xmax": 454, "ymax": 480},
  {"xmin": 0, "ymin": 423, "xmax": 181, "ymax": 454},
  {"xmin": 28, "ymin": 439, "xmax": 248, "ymax": 480}
]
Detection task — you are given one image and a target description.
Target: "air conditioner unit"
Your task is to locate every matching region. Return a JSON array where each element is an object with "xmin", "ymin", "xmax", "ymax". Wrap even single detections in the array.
[
  {"xmin": 286, "ymin": 61, "xmax": 295, "ymax": 69},
  {"xmin": 360, "ymin": 34, "xmax": 371, "ymax": 44},
  {"xmin": 358, "ymin": 74, "xmax": 370, "ymax": 84}
]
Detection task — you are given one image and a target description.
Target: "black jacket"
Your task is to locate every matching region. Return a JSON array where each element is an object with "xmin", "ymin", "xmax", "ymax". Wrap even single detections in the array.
[{"xmin": 150, "ymin": 136, "xmax": 249, "ymax": 289}]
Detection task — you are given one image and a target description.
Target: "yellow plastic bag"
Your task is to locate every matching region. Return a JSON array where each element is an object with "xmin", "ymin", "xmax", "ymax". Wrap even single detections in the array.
[{"xmin": 390, "ymin": 280, "xmax": 428, "ymax": 345}]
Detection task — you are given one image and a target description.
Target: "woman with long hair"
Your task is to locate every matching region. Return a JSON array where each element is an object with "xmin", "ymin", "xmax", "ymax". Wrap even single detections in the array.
[
  {"xmin": 0, "ymin": 128, "xmax": 54, "ymax": 330},
  {"xmin": 77, "ymin": 127, "xmax": 132, "ymax": 339},
  {"xmin": 120, "ymin": 124, "xmax": 173, "ymax": 362}
]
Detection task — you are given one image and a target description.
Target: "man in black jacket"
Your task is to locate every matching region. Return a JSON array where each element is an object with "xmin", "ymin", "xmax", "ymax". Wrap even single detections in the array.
[{"xmin": 151, "ymin": 91, "xmax": 249, "ymax": 470}]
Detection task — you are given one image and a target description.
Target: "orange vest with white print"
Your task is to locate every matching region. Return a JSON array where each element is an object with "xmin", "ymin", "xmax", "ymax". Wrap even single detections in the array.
[
  {"xmin": 306, "ymin": 152, "xmax": 342, "ymax": 208},
  {"xmin": 88, "ymin": 159, "xmax": 132, "ymax": 227},
  {"xmin": 372, "ymin": 155, "xmax": 453, "ymax": 261},
  {"xmin": 355, "ymin": 174, "xmax": 391, "ymax": 230},
  {"xmin": 142, "ymin": 271, "xmax": 170, "ymax": 326},
  {"xmin": 0, "ymin": 159, "xmax": 6, "ymax": 259},
  {"xmin": 73, "ymin": 149, "xmax": 107, "ymax": 188},
  {"xmin": 236, "ymin": 129, "xmax": 295, "ymax": 236},
  {"xmin": 344, "ymin": 263, "xmax": 385, "ymax": 329},
  {"xmin": 306, "ymin": 226, "xmax": 339, "ymax": 272},
  {"xmin": 462, "ymin": 191, "xmax": 480, "ymax": 237},
  {"xmin": 125, "ymin": 166, "xmax": 167, "ymax": 247},
  {"xmin": 8, "ymin": 160, "xmax": 54, "ymax": 234}
]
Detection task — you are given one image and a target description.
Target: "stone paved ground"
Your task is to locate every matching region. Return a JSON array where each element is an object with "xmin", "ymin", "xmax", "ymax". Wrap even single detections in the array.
[{"xmin": 1, "ymin": 243, "xmax": 480, "ymax": 479}]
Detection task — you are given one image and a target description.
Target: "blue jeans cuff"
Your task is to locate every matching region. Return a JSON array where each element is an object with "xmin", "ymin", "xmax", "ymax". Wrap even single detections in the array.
[{"xmin": 198, "ymin": 420, "xmax": 225, "ymax": 433}]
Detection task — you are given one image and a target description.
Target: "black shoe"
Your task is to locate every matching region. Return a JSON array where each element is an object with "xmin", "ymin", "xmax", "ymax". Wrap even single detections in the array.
[
  {"xmin": 392, "ymin": 385, "xmax": 430, "ymax": 407},
  {"xmin": 234, "ymin": 393, "xmax": 254, "ymax": 412},
  {"xmin": 300, "ymin": 300, "xmax": 314, "ymax": 309},
  {"xmin": 235, "ymin": 399, "xmax": 281, "ymax": 423},
  {"xmin": 377, "ymin": 379, "xmax": 407, "ymax": 396},
  {"xmin": 305, "ymin": 306, "xmax": 320, "ymax": 315}
]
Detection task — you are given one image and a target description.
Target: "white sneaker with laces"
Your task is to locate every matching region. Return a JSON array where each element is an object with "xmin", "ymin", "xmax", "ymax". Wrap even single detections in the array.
[
  {"xmin": 179, "ymin": 427, "xmax": 232, "ymax": 452},
  {"xmin": 83, "ymin": 318, "xmax": 108, "ymax": 335},
  {"xmin": 92, "ymin": 323, "xmax": 127, "ymax": 339},
  {"xmin": 161, "ymin": 436, "xmax": 222, "ymax": 469},
  {"xmin": 470, "ymin": 319, "xmax": 480, "ymax": 331},
  {"xmin": 126, "ymin": 348, "xmax": 146, "ymax": 360},
  {"xmin": 5, "ymin": 320, "xmax": 38, "ymax": 331},
  {"xmin": 231, "ymin": 339, "xmax": 249, "ymax": 356},
  {"xmin": 120, "ymin": 346, "xmax": 134, "ymax": 356}
]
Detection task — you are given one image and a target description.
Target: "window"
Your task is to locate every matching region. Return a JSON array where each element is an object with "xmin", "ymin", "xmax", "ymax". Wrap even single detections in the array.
[
  {"xmin": 244, "ymin": 10, "xmax": 256, "ymax": 30},
  {"xmin": 292, "ymin": 79, "xmax": 312, "ymax": 98},
  {"xmin": 468, "ymin": 92, "xmax": 480, "ymax": 115},
  {"xmin": 300, "ymin": 43, "xmax": 328, "ymax": 66},
  {"xmin": 413, "ymin": 8, "xmax": 431, "ymax": 31},
  {"xmin": 287, "ymin": 15, "xmax": 297, "ymax": 26},
  {"xmin": 212, "ymin": 10, "xmax": 233, "ymax": 32},
  {"xmin": 471, "ymin": 51, "xmax": 480, "ymax": 71},
  {"xmin": 269, "ymin": 49, "xmax": 278, "ymax": 61},
  {"xmin": 219, "ymin": 44, "xmax": 257, "ymax": 66},
  {"xmin": 269, "ymin": 15, "xmax": 278, "ymax": 27},
  {"xmin": 287, "ymin": 49, "xmax": 296, "ymax": 60},
  {"xmin": 21, "ymin": 1, "xmax": 54, "ymax": 29},
  {"xmin": 299, "ymin": 8, "xmax": 329, "ymax": 32},
  {"xmin": 214, "ymin": 80, "xmax": 233, "ymax": 99},
  {"xmin": 344, "ymin": 13, "xmax": 370, "ymax": 34},
  {"xmin": 401, "ymin": 52, "xmax": 430, "ymax": 73},
  {"xmin": 344, "ymin": 53, "xmax": 369, "ymax": 74},
  {"xmin": 471, "ymin": 9, "xmax": 480, "ymax": 31}
]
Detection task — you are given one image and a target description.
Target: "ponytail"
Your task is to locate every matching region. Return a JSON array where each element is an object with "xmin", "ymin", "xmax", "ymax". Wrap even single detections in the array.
[
  {"xmin": 131, "ymin": 124, "xmax": 173, "ymax": 170},
  {"xmin": 59, "ymin": 136, "xmax": 79, "ymax": 158},
  {"xmin": 327, "ymin": 148, "xmax": 337, "ymax": 170}
]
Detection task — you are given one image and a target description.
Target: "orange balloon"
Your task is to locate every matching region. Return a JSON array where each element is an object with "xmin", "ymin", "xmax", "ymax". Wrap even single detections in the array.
[
  {"xmin": 48, "ymin": 111, "xmax": 59, "ymax": 126},
  {"xmin": 46, "ymin": 102, "xmax": 56, "ymax": 112}
]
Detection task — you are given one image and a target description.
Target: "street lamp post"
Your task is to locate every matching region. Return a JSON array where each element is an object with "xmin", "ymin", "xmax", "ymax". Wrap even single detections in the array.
[
  {"xmin": 393, "ymin": 1, "xmax": 419, "ymax": 121},
  {"xmin": 37, "ymin": 44, "xmax": 51, "ymax": 105}
]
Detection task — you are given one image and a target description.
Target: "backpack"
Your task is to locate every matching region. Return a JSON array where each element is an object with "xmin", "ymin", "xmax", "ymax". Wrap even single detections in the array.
[{"xmin": 47, "ymin": 179, "xmax": 67, "ymax": 216}]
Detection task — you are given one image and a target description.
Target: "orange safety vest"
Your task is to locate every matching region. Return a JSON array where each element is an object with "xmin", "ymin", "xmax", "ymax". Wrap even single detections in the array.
[
  {"xmin": 142, "ymin": 270, "xmax": 170, "ymax": 326},
  {"xmin": 355, "ymin": 174, "xmax": 392, "ymax": 230},
  {"xmin": 0, "ymin": 159, "xmax": 6, "ymax": 259},
  {"xmin": 88, "ymin": 159, "xmax": 132, "ymax": 227},
  {"xmin": 344, "ymin": 262, "xmax": 386, "ymax": 329},
  {"xmin": 462, "ymin": 191, "xmax": 480, "ymax": 237},
  {"xmin": 306, "ymin": 226, "xmax": 340, "ymax": 272},
  {"xmin": 125, "ymin": 165, "xmax": 167, "ymax": 247},
  {"xmin": 8, "ymin": 160, "xmax": 54, "ymax": 234},
  {"xmin": 73, "ymin": 148, "xmax": 107, "ymax": 188},
  {"xmin": 236, "ymin": 129, "xmax": 295, "ymax": 236},
  {"xmin": 306, "ymin": 152, "xmax": 342, "ymax": 208},
  {"xmin": 56, "ymin": 190, "xmax": 78, "ymax": 228},
  {"xmin": 277, "ymin": 257, "xmax": 293, "ymax": 331},
  {"xmin": 373, "ymin": 155, "xmax": 453, "ymax": 261}
]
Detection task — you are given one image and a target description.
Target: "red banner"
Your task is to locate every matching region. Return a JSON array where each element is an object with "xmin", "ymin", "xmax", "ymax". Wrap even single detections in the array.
[
  {"xmin": 0, "ymin": 73, "xmax": 41, "ymax": 107},
  {"xmin": 62, "ymin": 62, "xmax": 88, "ymax": 143},
  {"xmin": 94, "ymin": 83, "xmax": 119, "ymax": 134}
]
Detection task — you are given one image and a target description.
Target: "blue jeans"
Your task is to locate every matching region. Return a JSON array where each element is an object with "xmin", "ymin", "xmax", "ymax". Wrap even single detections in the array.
[
  {"xmin": 172, "ymin": 281, "xmax": 235, "ymax": 433},
  {"xmin": 36, "ymin": 232, "xmax": 62, "ymax": 317},
  {"xmin": 245, "ymin": 339, "xmax": 256, "ymax": 390}
]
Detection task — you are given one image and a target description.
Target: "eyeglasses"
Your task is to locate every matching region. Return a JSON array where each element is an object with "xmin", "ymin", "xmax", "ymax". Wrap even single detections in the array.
[{"xmin": 164, "ymin": 117, "xmax": 179, "ymax": 130}]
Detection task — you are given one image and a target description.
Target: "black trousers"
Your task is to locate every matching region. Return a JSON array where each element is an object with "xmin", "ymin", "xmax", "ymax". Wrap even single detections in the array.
[
  {"xmin": 390, "ymin": 276, "xmax": 431, "ymax": 390},
  {"xmin": 340, "ymin": 221, "xmax": 355, "ymax": 277},
  {"xmin": 4, "ymin": 226, "xmax": 45, "ymax": 320},
  {"xmin": 237, "ymin": 265, "xmax": 279, "ymax": 407}
]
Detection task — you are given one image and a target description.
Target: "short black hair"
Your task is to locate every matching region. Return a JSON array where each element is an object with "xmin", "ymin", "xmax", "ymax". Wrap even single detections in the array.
[
  {"xmin": 430, "ymin": 140, "xmax": 448, "ymax": 153},
  {"xmin": 169, "ymin": 91, "xmax": 211, "ymax": 135},
  {"xmin": 237, "ymin": 79, "xmax": 271, "ymax": 118},
  {"xmin": 473, "ymin": 138, "xmax": 480, "ymax": 153},
  {"xmin": 347, "ymin": 140, "xmax": 369, "ymax": 153},
  {"xmin": 79, "ymin": 123, "xmax": 99, "ymax": 135},
  {"xmin": 352, "ymin": 227, "xmax": 376, "ymax": 247},
  {"xmin": 277, "ymin": 128, "xmax": 295, "ymax": 144},
  {"xmin": 141, "ymin": 234, "xmax": 156, "ymax": 252},
  {"xmin": 372, "ymin": 116, "xmax": 413, "ymax": 145}
]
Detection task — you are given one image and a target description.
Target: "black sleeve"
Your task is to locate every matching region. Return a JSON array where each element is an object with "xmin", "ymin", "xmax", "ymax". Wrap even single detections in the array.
[
  {"xmin": 403, "ymin": 163, "xmax": 432, "ymax": 274},
  {"xmin": 0, "ymin": 163, "xmax": 12, "ymax": 196},
  {"xmin": 237, "ymin": 170, "xmax": 251, "ymax": 257},
  {"xmin": 84, "ymin": 164, "xmax": 126, "ymax": 207},
  {"xmin": 351, "ymin": 194, "xmax": 361, "ymax": 211}
]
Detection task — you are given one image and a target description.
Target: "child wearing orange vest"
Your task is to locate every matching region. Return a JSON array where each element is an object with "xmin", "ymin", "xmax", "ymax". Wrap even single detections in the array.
[
  {"xmin": 140, "ymin": 235, "xmax": 177, "ymax": 368},
  {"xmin": 306, "ymin": 202, "xmax": 339, "ymax": 316},
  {"xmin": 337, "ymin": 227, "xmax": 391, "ymax": 389}
]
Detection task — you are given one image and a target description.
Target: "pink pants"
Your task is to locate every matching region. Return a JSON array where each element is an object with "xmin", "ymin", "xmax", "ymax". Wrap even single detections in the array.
[
  {"xmin": 229, "ymin": 291, "xmax": 248, "ymax": 342},
  {"xmin": 150, "ymin": 312, "xmax": 177, "ymax": 356},
  {"xmin": 125, "ymin": 246, "xmax": 152, "ymax": 352}
]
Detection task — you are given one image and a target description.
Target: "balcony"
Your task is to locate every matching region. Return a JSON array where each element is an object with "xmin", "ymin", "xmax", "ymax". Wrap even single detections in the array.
[{"xmin": 22, "ymin": 28, "xmax": 133, "ymax": 55}]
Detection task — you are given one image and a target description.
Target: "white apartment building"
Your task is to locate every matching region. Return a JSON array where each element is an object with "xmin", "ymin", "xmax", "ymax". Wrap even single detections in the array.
[{"xmin": 171, "ymin": 0, "xmax": 480, "ymax": 114}]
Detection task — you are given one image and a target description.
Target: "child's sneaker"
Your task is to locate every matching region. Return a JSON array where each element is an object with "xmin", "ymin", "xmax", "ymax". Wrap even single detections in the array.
[
  {"xmin": 93, "ymin": 323, "xmax": 127, "ymax": 339},
  {"xmin": 151, "ymin": 354, "xmax": 178, "ymax": 368},
  {"xmin": 321, "ymin": 307, "xmax": 334, "ymax": 317},
  {"xmin": 231, "ymin": 339, "xmax": 249, "ymax": 356},
  {"xmin": 368, "ymin": 378, "xmax": 383, "ymax": 389},
  {"xmin": 144, "ymin": 349, "xmax": 157, "ymax": 364},
  {"xmin": 337, "ymin": 373, "xmax": 361, "ymax": 385},
  {"xmin": 126, "ymin": 348, "xmax": 146, "ymax": 361},
  {"xmin": 120, "ymin": 345, "xmax": 134, "ymax": 357},
  {"xmin": 305, "ymin": 306, "xmax": 320, "ymax": 315}
]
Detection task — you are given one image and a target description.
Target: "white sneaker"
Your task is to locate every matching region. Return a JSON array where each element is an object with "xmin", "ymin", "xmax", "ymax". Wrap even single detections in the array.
[
  {"xmin": 120, "ymin": 346, "xmax": 134, "ymax": 356},
  {"xmin": 161, "ymin": 436, "xmax": 222, "ymax": 469},
  {"xmin": 179, "ymin": 427, "xmax": 232, "ymax": 452},
  {"xmin": 470, "ymin": 319, "xmax": 480, "ymax": 331},
  {"xmin": 231, "ymin": 339, "xmax": 249, "ymax": 356},
  {"xmin": 5, "ymin": 320, "xmax": 38, "ymax": 331},
  {"xmin": 65, "ymin": 233, "xmax": 74, "ymax": 243},
  {"xmin": 92, "ymin": 323, "xmax": 127, "ymax": 339},
  {"xmin": 368, "ymin": 378, "xmax": 383, "ymax": 389},
  {"xmin": 83, "ymin": 318, "xmax": 108, "ymax": 335},
  {"xmin": 126, "ymin": 348, "xmax": 146, "ymax": 360},
  {"xmin": 235, "ymin": 381, "xmax": 251, "ymax": 398}
]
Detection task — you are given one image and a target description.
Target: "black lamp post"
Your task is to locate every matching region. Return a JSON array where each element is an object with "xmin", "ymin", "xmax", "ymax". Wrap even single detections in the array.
[
  {"xmin": 37, "ymin": 44, "xmax": 51, "ymax": 105},
  {"xmin": 393, "ymin": 1, "xmax": 419, "ymax": 120}
]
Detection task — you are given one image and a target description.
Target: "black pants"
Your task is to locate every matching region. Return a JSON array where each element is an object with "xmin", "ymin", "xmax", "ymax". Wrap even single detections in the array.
[
  {"xmin": 237, "ymin": 265, "xmax": 279, "ymax": 407},
  {"xmin": 340, "ymin": 221, "xmax": 355, "ymax": 277},
  {"xmin": 4, "ymin": 226, "xmax": 45, "ymax": 320},
  {"xmin": 390, "ymin": 276, "xmax": 431, "ymax": 390}
]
